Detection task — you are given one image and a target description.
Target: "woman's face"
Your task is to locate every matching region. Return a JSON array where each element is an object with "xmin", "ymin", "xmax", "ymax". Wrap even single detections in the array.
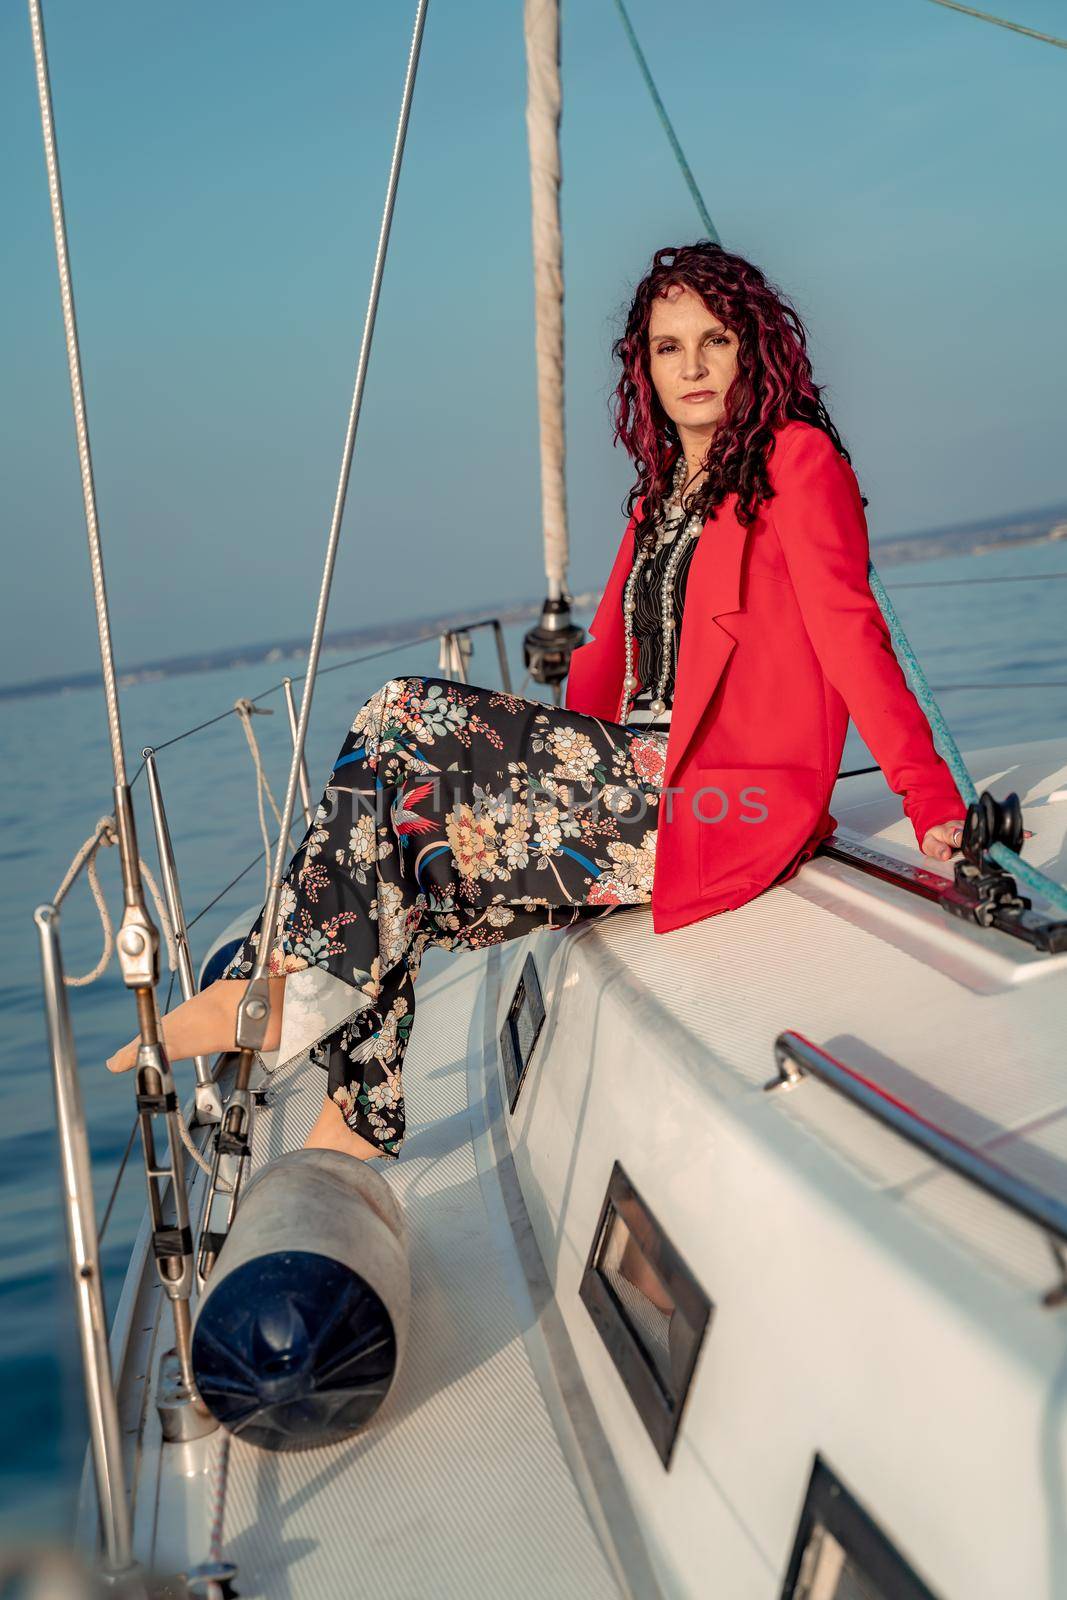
[{"xmin": 647, "ymin": 283, "xmax": 739, "ymax": 444}]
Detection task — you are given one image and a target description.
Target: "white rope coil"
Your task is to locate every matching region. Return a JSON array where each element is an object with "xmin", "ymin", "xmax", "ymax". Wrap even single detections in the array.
[
  {"xmin": 55, "ymin": 815, "xmax": 178, "ymax": 986},
  {"xmin": 234, "ymin": 698, "xmax": 287, "ymax": 900}
]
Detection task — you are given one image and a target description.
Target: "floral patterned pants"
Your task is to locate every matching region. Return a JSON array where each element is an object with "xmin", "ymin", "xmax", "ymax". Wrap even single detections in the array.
[{"xmin": 218, "ymin": 675, "xmax": 670, "ymax": 1161}]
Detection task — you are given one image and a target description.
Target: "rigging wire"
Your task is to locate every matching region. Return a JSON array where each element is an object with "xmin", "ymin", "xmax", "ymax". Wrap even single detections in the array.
[
  {"xmin": 247, "ymin": 0, "xmax": 431, "ymax": 1008},
  {"xmin": 121, "ymin": 576, "xmax": 1067, "ymax": 789},
  {"xmin": 29, "ymin": 0, "xmax": 210, "ymax": 1421},
  {"xmin": 189, "ymin": 0, "xmax": 435, "ymax": 1298},
  {"xmin": 28, "ymin": 0, "xmax": 127, "ymax": 784},
  {"xmin": 924, "ymin": 0, "xmax": 1067, "ymax": 50}
]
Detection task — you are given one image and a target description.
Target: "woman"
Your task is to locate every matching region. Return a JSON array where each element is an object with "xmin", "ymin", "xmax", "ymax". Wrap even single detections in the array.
[{"xmin": 107, "ymin": 241, "xmax": 968, "ymax": 1164}]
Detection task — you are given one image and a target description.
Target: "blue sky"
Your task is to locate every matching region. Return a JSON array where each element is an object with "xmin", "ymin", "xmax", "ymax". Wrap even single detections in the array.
[{"xmin": 2, "ymin": 0, "xmax": 1064, "ymax": 689}]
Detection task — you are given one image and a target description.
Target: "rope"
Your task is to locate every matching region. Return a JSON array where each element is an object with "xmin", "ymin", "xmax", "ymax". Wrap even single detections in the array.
[
  {"xmin": 209, "ymin": 1432, "xmax": 231, "ymax": 1569},
  {"xmin": 868, "ymin": 562, "xmax": 1067, "ymax": 917},
  {"xmin": 927, "ymin": 680, "xmax": 1067, "ymax": 691},
  {"xmin": 54, "ymin": 815, "xmax": 179, "ymax": 985},
  {"xmin": 610, "ymin": 0, "xmax": 720, "ymax": 241},
  {"xmin": 205, "ymin": 1430, "xmax": 235, "ymax": 1599},
  {"xmin": 187, "ymin": 1430, "xmax": 237, "ymax": 1598},
  {"xmin": 234, "ymin": 699, "xmax": 289, "ymax": 900},
  {"xmin": 924, "ymin": 0, "xmax": 1067, "ymax": 51},
  {"xmin": 177, "ymin": 1103, "xmax": 228, "ymax": 1186}
]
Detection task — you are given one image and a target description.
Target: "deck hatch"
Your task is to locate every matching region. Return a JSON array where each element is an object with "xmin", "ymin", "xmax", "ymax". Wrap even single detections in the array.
[
  {"xmin": 579, "ymin": 1160, "xmax": 711, "ymax": 1468},
  {"xmin": 781, "ymin": 1455, "xmax": 939, "ymax": 1599},
  {"xmin": 499, "ymin": 951, "xmax": 546, "ymax": 1112}
]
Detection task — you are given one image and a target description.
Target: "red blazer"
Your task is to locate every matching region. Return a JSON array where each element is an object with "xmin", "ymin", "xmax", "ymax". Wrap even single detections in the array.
[{"xmin": 564, "ymin": 418, "xmax": 967, "ymax": 935}]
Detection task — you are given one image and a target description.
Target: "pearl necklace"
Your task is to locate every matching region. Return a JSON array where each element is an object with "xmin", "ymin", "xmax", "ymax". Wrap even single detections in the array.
[{"xmin": 618, "ymin": 457, "xmax": 702, "ymax": 723}]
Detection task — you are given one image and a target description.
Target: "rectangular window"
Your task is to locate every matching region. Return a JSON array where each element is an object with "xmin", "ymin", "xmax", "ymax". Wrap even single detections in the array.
[
  {"xmin": 579, "ymin": 1161, "xmax": 712, "ymax": 1468},
  {"xmin": 782, "ymin": 1456, "xmax": 940, "ymax": 1600},
  {"xmin": 499, "ymin": 951, "xmax": 546, "ymax": 1112}
]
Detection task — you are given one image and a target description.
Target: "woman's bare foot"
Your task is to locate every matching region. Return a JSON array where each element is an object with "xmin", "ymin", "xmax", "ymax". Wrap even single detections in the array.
[
  {"xmin": 304, "ymin": 1093, "xmax": 383, "ymax": 1162},
  {"xmin": 105, "ymin": 977, "xmax": 286, "ymax": 1075},
  {"xmin": 107, "ymin": 1038, "xmax": 140, "ymax": 1074}
]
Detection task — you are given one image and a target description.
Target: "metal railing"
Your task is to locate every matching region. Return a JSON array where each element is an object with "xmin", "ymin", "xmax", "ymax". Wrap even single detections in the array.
[
  {"xmin": 34, "ymin": 905, "xmax": 137, "ymax": 1583},
  {"xmin": 438, "ymin": 618, "xmax": 513, "ymax": 691},
  {"xmin": 765, "ymin": 1030, "xmax": 1067, "ymax": 1303}
]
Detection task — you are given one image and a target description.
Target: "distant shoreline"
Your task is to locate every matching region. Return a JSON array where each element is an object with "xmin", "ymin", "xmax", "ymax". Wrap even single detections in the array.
[{"xmin": 3, "ymin": 499, "xmax": 1065, "ymax": 705}]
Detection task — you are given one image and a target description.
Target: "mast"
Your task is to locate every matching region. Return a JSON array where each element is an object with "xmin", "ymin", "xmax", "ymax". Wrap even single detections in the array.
[{"xmin": 523, "ymin": 0, "xmax": 585, "ymax": 699}]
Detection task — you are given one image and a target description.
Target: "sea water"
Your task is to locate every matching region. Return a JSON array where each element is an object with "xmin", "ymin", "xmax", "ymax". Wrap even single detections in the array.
[{"xmin": 1, "ymin": 542, "xmax": 1065, "ymax": 1537}]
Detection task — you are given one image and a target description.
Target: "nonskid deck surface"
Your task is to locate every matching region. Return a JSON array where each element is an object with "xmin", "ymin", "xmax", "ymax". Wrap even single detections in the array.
[{"xmin": 205, "ymin": 942, "xmax": 624, "ymax": 1599}]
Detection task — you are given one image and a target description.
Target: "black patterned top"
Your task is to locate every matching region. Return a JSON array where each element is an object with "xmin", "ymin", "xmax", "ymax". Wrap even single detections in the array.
[{"xmin": 625, "ymin": 513, "xmax": 699, "ymax": 731}]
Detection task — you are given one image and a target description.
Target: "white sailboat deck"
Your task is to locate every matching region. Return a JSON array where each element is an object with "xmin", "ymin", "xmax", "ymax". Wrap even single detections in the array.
[
  {"xmin": 226, "ymin": 943, "xmax": 648, "ymax": 1597},
  {"xmin": 106, "ymin": 735, "xmax": 1067, "ymax": 1597},
  {"xmin": 122, "ymin": 941, "xmax": 656, "ymax": 1595}
]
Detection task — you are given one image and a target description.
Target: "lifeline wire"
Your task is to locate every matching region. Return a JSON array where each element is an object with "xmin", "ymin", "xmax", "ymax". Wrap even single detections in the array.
[
  {"xmin": 28, "ymin": 0, "xmax": 127, "ymax": 783},
  {"xmin": 135, "ymin": 627, "xmax": 446, "ymax": 770}
]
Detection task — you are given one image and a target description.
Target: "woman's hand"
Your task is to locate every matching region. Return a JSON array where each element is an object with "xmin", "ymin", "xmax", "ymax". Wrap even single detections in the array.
[
  {"xmin": 921, "ymin": 819, "xmax": 1034, "ymax": 862},
  {"xmin": 921, "ymin": 820, "xmax": 966, "ymax": 862}
]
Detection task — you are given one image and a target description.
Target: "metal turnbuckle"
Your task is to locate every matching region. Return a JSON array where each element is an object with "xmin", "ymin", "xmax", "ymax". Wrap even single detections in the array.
[
  {"xmin": 132, "ymin": 1032, "xmax": 218, "ymax": 1443},
  {"xmin": 197, "ymin": 976, "xmax": 272, "ymax": 1284}
]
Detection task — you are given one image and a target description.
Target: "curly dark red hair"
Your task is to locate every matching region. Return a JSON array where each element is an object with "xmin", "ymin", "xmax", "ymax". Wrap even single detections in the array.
[{"xmin": 612, "ymin": 240, "xmax": 853, "ymax": 553}]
